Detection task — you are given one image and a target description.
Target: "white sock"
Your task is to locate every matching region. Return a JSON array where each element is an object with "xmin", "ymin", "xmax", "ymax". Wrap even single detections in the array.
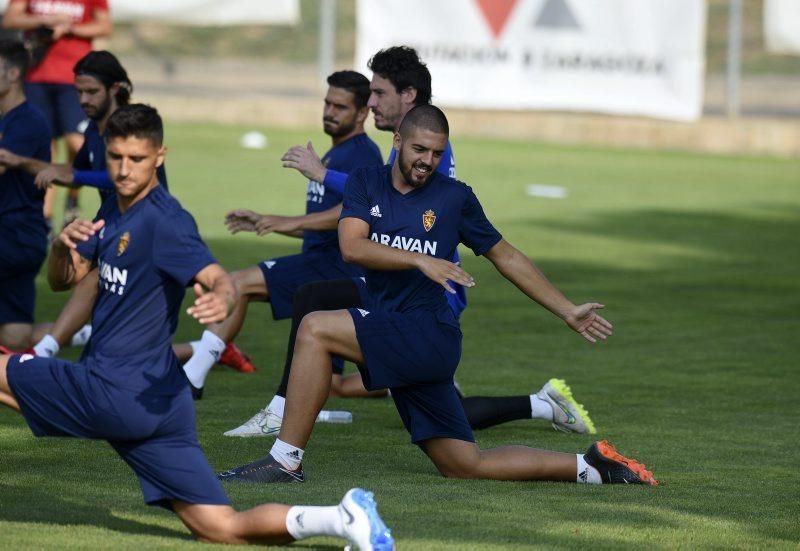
[
  {"xmin": 530, "ymin": 394, "xmax": 554, "ymax": 420},
  {"xmin": 33, "ymin": 335, "xmax": 59, "ymax": 358},
  {"xmin": 182, "ymin": 330, "xmax": 225, "ymax": 388},
  {"xmin": 268, "ymin": 395, "xmax": 286, "ymax": 417},
  {"xmin": 270, "ymin": 438, "xmax": 304, "ymax": 470},
  {"xmin": 70, "ymin": 324, "xmax": 92, "ymax": 347},
  {"xmin": 576, "ymin": 454, "xmax": 602, "ymax": 484},
  {"xmin": 285, "ymin": 505, "xmax": 344, "ymax": 540}
]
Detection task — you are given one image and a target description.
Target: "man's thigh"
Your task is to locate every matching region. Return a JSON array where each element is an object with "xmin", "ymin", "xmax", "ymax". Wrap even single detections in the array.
[{"xmin": 301, "ymin": 310, "xmax": 365, "ymax": 365}]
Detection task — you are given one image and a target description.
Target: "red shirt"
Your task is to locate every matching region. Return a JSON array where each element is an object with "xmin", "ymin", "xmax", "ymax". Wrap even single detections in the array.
[{"xmin": 15, "ymin": 0, "xmax": 109, "ymax": 84}]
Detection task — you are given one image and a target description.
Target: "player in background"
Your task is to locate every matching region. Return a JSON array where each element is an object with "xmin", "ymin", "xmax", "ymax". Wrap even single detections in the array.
[
  {"xmin": 0, "ymin": 104, "xmax": 394, "ymax": 551},
  {"xmin": 175, "ymin": 70, "xmax": 383, "ymax": 399},
  {"xmin": 0, "ymin": 40, "xmax": 53, "ymax": 350},
  {"xmin": 2, "ymin": 0, "xmax": 112, "ymax": 225},
  {"xmin": 225, "ymin": 46, "xmax": 593, "ymax": 439},
  {"xmin": 218, "ymin": 105, "xmax": 657, "ymax": 488},
  {"xmin": 0, "ymin": 50, "xmax": 167, "ymax": 359}
]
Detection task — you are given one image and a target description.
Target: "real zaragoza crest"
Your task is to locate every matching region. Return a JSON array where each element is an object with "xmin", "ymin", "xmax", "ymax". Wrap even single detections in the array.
[
  {"xmin": 422, "ymin": 209, "xmax": 436, "ymax": 232},
  {"xmin": 117, "ymin": 231, "xmax": 130, "ymax": 256}
]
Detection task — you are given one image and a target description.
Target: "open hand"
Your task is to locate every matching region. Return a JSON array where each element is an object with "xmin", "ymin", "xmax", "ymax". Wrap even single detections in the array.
[
  {"xmin": 565, "ymin": 303, "xmax": 613, "ymax": 343},
  {"xmin": 281, "ymin": 142, "xmax": 325, "ymax": 182},
  {"xmin": 224, "ymin": 209, "xmax": 261, "ymax": 234},
  {"xmin": 57, "ymin": 219, "xmax": 104, "ymax": 250},
  {"xmin": 254, "ymin": 215, "xmax": 300, "ymax": 236},
  {"xmin": 186, "ymin": 283, "xmax": 229, "ymax": 325},
  {"xmin": 417, "ymin": 256, "xmax": 475, "ymax": 294},
  {"xmin": 35, "ymin": 165, "xmax": 73, "ymax": 189}
]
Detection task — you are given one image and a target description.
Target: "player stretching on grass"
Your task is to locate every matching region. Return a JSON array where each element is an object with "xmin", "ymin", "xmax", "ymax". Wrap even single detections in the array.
[
  {"xmin": 225, "ymin": 46, "xmax": 594, "ymax": 439},
  {"xmin": 0, "ymin": 50, "xmax": 165, "ymax": 359},
  {"xmin": 175, "ymin": 70, "xmax": 383, "ymax": 399},
  {"xmin": 0, "ymin": 40, "xmax": 53, "ymax": 350},
  {"xmin": 0, "ymin": 104, "xmax": 393, "ymax": 551},
  {"xmin": 218, "ymin": 105, "xmax": 657, "ymax": 487}
]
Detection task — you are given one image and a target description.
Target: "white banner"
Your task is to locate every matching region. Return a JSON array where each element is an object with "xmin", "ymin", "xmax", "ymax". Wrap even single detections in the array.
[
  {"xmin": 356, "ymin": 0, "xmax": 706, "ymax": 121},
  {"xmin": 0, "ymin": 0, "xmax": 300, "ymax": 26},
  {"xmin": 764, "ymin": 0, "xmax": 800, "ymax": 54}
]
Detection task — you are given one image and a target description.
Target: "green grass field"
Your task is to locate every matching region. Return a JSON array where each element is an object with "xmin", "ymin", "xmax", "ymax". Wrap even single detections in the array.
[{"xmin": 2, "ymin": 122, "xmax": 799, "ymax": 549}]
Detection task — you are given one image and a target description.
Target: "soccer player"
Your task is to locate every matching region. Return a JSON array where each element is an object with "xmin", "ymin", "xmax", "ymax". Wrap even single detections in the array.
[
  {"xmin": 217, "ymin": 105, "xmax": 657, "ymax": 487},
  {"xmin": 225, "ymin": 46, "xmax": 591, "ymax": 438},
  {"xmin": 2, "ymin": 0, "xmax": 112, "ymax": 223},
  {"xmin": 0, "ymin": 50, "xmax": 167, "ymax": 359},
  {"xmin": 0, "ymin": 39, "xmax": 53, "ymax": 350},
  {"xmin": 177, "ymin": 70, "xmax": 383, "ymax": 398},
  {"xmin": 0, "ymin": 104, "xmax": 394, "ymax": 550}
]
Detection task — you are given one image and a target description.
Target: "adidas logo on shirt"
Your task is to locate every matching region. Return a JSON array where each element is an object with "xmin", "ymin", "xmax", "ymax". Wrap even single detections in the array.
[
  {"xmin": 357, "ymin": 309, "xmax": 370, "ymax": 317},
  {"xmin": 263, "ymin": 260, "xmax": 276, "ymax": 269},
  {"xmin": 370, "ymin": 205, "xmax": 382, "ymax": 218}
]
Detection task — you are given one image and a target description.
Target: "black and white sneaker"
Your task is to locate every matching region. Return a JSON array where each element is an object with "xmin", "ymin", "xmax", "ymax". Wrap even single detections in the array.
[{"xmin": 217, "ymin": 455, "xmax": 305, "ymax": 483}]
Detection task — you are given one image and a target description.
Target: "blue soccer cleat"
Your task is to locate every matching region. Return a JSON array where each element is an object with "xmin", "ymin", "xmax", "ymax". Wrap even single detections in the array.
[{"xmin": 340, "ymin": 488, "xmax": 395, "ymax": 551}]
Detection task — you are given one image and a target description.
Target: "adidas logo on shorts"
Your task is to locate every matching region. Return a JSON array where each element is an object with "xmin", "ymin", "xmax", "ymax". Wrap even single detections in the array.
[{"xmin": 357, "ymin": 309, "xmax": 370, "ymax": 317}]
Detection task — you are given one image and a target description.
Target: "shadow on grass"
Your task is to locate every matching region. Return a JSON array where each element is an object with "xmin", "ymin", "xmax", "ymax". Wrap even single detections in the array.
[{"xmin": 0, "ymin": 483, "xmax": 187, "ymax": 540}]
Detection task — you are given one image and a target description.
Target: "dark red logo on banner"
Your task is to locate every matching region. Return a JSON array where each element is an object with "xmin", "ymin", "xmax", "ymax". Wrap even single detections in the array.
[{"xmin": 475, "ymin": 0, "xmax": 519, "ymax": 39}]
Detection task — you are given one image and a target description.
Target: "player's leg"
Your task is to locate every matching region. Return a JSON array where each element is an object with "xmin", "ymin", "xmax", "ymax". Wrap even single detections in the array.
[
  {"xmin": 218, "ymin": 310, "xmax": 364, "ymax": 480},
  {"xmin": 329, "ymin": 372, "xmax": 388, "ymax": 398},
  {"xmin": 225, "ymin": 279, "xmax": 364, "ymax": 437},
  {"xmin": 173, "ymin": 488, "xmax": 393, "ymax": 549},
  {"xmin": 181, "ymin": 266, "xmax": 266, "ymax": 390},
  {"xmin": 0, "ymin": 354, "xmax": 21, "ymax": 411},
  {"xmin": 461, "ymin": 379, "xmax": 596, "ymax": 434},
  {"xmin": 422, "ymin": 437, "xmax": 578, "ymax": 481},
  {"xmin": 281, "ymin": 310, "xmax": 364, "ymax": 446},
  {"xmin": 0, "ymin": 323, "xmax": 34, "ymax": 350}
]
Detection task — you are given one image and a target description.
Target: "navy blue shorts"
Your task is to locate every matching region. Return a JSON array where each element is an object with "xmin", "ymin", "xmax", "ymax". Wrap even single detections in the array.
[
  {"xmin": 0, "ymin": 231, "xmax": 47, "ymax": 324},
  {"xmin": 7, "ymin": 355, "xmax": 230, "ymax": 509},
  {"xmin": 259, "ymin": 251, "xmax": 359, "ymax": 320},
  {"xmin": 24, "ymin": 82, "xmax": 86, "ymax": 138},
  {"xmin": 349, "ymin": 308, "xmax": 473, "ymax": 444}
]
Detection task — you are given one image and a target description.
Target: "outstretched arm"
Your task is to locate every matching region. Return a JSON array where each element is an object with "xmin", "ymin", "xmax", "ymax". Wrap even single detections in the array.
[
  {"xmin": 484, "ymin": 239, "xmax": 613, "ymax": 343},
  {"xmin": 48, "ymin": 219, "xmax": 103, "ymax": 291},
  {"xmin": 339, "ymin": 217, "xmax": 475, "ymax": 294},
  {"xmin": 0, "ymin": 149, "xmax": 66, "ymax": 181}
]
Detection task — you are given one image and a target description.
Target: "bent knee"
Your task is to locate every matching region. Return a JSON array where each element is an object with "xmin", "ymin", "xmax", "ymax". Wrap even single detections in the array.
[
  {"xmin": 432, "ymin": 457, "xmax": 482, "ymax": 479},
  {"xmin": 231, "ymin": 267, "xmax": 267, "ymax": 298}
]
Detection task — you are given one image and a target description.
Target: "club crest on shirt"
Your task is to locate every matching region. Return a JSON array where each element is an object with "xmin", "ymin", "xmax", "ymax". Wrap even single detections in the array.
[
  {"xmin": 422, "ymin": 209, "xmax": 436, "ymax": 232},
  {"xmin": 117, "ymin": 231, "xmax": 130, "ymax": 256}
]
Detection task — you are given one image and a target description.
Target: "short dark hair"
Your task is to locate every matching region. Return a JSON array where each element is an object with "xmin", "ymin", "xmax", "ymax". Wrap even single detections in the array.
[
  {"xmin": 398, "ymin": 104, "xmax": 449, "ymax": 138},
  {"xmin": 74, "ymin": 50, "xmax": 133, "ymax": 106},
  {"xmin": 368, "ymin": 46, "xmax": 432, "ymax": 106},
  {"xmin": 327, "ymin": 70, "xmax": 371, "ymax": 109},
  {"xmin": 0, "ymin": 39, "xmax": 30, "ymax": 79},
  {"xmin": 106, "ymin": 104, "xmax": 163, "ymax": 146}
]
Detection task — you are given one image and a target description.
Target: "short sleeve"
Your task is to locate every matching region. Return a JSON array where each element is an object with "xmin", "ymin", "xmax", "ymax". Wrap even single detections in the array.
[
  {"xmin": 340, "ymin": 168, "xmax": 371, "ymax": 223},
  {"xmin": 153, "ymin": 209, "xmax": 216, "ymax": 286},
  {"xmin": 458, "ymin": 186, "xmax": 502, "ymax": 256}
]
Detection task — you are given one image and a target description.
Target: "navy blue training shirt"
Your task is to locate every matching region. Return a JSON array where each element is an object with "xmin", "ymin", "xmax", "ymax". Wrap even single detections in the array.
[
  {"xmin": 73, "ymin": 120, "xmax": 169, "ymax": 201},
  {"xmin": 0, "ymin": 101, "xmax": 51, "ymax": 249},
  {"xmin": 76, "ymin": 186, "xmax": 215, "ymax": 395},
  {"xmin": 303, "ymin": 132, "xmax": 382, "ymax": 254},
  {"xmin": 341, "ymin": 165, "xmax": 501, "ymax": 320}
]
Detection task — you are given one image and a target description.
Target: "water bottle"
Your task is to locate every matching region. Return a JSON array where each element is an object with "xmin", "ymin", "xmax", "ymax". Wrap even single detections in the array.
[{"xmin": 316, "ymin": 410, "xmax": 353, "ymax": 424}]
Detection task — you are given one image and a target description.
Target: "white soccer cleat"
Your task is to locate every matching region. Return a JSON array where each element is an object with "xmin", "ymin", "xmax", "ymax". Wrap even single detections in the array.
[
  {"xmin": 340, "ymin": 488, "xmax": 394, "ymax": 551},
  {"xmin": 222, "ymin": 408, "xmax": 282, "ymax": 438},
  {"xmin": 536, "ymin": 378, "xmax": 597, "ymax": 434}
]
